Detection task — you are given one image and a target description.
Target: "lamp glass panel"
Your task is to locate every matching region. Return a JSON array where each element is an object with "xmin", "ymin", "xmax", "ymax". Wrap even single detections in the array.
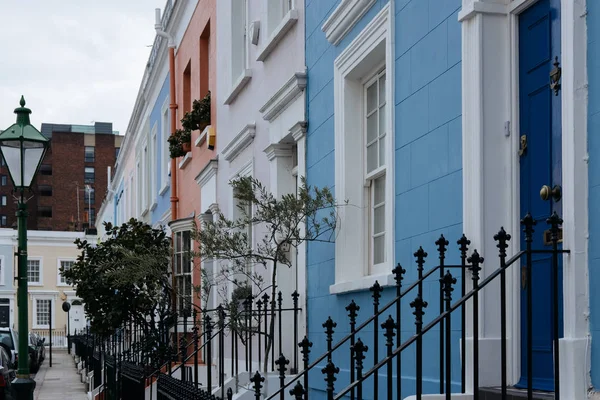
[
  {"xmin": 0, "ymin": 141, "xmax": 23, "ymax": 187},
  {"xmin": 0, "ymin": 140, "xmax": 45, "ymax": 188},
  {"xmin": 23, "ymin": 147, "xmax": 45, "ymax": 187}
]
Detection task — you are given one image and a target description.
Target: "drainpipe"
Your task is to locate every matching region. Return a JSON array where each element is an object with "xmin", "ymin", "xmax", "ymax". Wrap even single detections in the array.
[
  {"xmin": 155, "ymin": 8, "xmax": 179, "ymax": 335},
  {"xmin": 155, "ymin": 8, "xmax": 179, "ymax": 221}
]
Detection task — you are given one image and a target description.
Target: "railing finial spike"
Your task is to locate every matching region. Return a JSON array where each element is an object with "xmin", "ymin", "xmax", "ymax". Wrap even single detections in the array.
[{"xmin": 494, "ymin": 227, "xmax": 511, "ymax": 258}]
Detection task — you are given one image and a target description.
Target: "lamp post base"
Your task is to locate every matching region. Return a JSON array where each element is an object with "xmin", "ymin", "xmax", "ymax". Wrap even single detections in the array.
[{"xmin": 12, "ymin": 375, "xmax": 36, "ymax": 400}]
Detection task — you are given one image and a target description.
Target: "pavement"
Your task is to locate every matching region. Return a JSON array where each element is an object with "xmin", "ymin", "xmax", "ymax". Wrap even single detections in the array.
[{"xmin": 33, "ymin": 349, "xmax": 88, "ymax": 400}]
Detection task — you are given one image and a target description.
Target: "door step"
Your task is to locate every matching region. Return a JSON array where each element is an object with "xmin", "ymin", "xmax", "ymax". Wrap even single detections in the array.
[{"xmin": 479, "ymin": 387, "xmax": 554, "ymax": 400}]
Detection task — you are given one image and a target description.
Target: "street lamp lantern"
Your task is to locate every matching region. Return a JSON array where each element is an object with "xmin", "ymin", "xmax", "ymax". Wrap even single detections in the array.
[
  {"xmin": 0, "ymin": 97, "xmax": 49, "ymax": 400},
  {"xmin": 0, "ymin": 96, "xmax": 49, "ymax": 192}
]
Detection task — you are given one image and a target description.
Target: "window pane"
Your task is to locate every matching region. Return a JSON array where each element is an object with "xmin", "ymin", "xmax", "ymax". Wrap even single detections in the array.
[
  {"xmin": 379, "ymin": 136, "xmax": 385, "ymax": 166},
  {"xmin": 379, "ymin": 74, "xmax": 386, "ymax": 105},
  {"xmin": 367, "ymin": 143, "xmax": 377, "ymax": 173},
  {"xmin": 183, "ymin": 252, "xmax": 191, "ymax": 273},
  {"xmin": 374, "ymin": 235, "xmax": 385, "ymax": 264},
  {"xmin": 84, "ymin": 146, "xmax": 95, "ymax": 163},
  {"xmin": 367, "ymin": 113, "xmax": 377, "ymax": 143},
  {"xmin": 374, "ymin": 176, "xmax": 385, "ymax": 205},
  {"xmin": 378, "ymin": 105, "xmax": 386, "ymax": 136},
  {"xmin": 374, "ymin": 205, "xmax": 385, "ymax": 234},
  {"xmin": 176, "ymin": 232, "xmax": 182, "ymax": 252},
  {"xmin": 366, "ymin": 82, "xmax": 377, "ymax": 114},
  {"xmin": 28, "ymin": 260, "xmax": 40, "ymax": 283},
  {"xmin": 182, "ymin": 231, "xmax": 191, "ymax": 252},
  {"xmin": 36, "ymin": 300, "xmax": 50, "ymax": 326}
]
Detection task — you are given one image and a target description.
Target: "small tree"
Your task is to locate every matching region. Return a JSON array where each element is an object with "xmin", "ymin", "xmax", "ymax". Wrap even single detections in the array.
[
  {"xmin": 63, "ymin": 219, "xmax": 173, "ymax": 337},
  {"xmin": 193, "ymin": 176, "xmax": 341, "ymax": 371}
]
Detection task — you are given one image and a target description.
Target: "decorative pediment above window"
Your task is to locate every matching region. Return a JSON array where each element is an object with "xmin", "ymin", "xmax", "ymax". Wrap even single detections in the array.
[
  {"xmin": 221, "ymin": 123, "xmax": 256, "ymax": 162},
  {"xmin": 259, "ymin": 72, "xmax": 307, "ymax": 122},
  {"xmin": 321, "ymin": 0, "xmax": 377, "ymax": 46}
]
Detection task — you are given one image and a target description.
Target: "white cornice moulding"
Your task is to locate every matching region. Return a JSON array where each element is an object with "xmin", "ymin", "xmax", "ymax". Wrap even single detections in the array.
[
  {"xmin": 168, "ymin": 216, "xmax": 195, "ymax": 232},
  {"xmin": 322, "ymin": 0, "xmax": 377, "ymax": 46},
  {"xmin": 458, "ymin": 1, "xmax": 507, "ymax": 22},
  {"xmin": 195, "ymin": 158, "xmax": 218, "ymax": 188},
  {"xmin": 178, "ymin": 152, "xmax": 192, "ymax": 169},
  {"xmin": 290, "ymin": 121, "xmax": 307, "ymax": 142},
  {"xmin": 256, "ymin": 9, "xmax": 299, "ymax": 62},
  {"xmin": 224, "ymin": 69, "xmax": 252, "ymax": 105},
  {"xmin": 222, "ymin": 123, "xmax": 256, "ymax": 162},
  {"xmin": 260, "ymin": 72, "xmax": 307, "ymax": 122},
  {"xmin": 264, "ymin": 143, "xmax": 294, "ymax": 161}
]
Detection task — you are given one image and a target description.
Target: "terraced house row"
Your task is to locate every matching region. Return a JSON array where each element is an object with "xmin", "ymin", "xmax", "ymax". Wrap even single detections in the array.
[{"xmin": 96, "ymin": 0, "xmax": 600, "ymax": 398}]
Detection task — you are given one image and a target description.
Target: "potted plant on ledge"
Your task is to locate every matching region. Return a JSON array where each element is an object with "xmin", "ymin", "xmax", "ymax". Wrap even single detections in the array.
[
  {"xmin": 181, "ymin": 91, "xmax": 211, "ymax": 133},
  {"xmin": 168, "ymin": 129, "xmax": 188, "ymax": 159}
]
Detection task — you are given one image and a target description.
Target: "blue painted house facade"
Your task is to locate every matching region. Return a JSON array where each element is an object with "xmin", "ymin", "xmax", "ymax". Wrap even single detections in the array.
[{"xmin": 304, "ymin": 0, "xmax": 594, "ymax": 399}]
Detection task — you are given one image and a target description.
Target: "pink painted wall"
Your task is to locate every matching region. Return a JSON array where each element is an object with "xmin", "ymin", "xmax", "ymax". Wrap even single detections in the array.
[{"xmin": 174, "ymin": 0, "xmax": 217, "ymax": 309}]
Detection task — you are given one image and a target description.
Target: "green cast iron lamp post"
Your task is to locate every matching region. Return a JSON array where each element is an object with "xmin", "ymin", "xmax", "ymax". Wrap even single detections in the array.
[{"xmin": 0, "ymin": 97, "xmax": 49, "ymax": 400}]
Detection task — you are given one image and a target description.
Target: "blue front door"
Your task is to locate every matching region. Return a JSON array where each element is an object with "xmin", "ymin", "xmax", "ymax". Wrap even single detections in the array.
[{"xmin": 517, "ymin": 0, "xmax": 562, "ymax": 391}]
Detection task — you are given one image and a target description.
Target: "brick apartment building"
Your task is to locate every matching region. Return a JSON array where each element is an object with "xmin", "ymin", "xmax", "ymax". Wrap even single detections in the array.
[{"xmin": 0, "ymin": 122, "xmax": 122, "ymax": 231}]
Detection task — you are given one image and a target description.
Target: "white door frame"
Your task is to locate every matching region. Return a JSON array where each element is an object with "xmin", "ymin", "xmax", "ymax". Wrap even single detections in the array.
[{"xmin": 459, "ymin": 0, "xmax": 589, "ymax": 397}]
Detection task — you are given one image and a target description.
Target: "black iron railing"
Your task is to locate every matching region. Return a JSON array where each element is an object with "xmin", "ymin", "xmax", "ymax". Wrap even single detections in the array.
[
  {"xmin": 70, "ymin": 213, "xmax": 565, "ymax": 400},
  {"xmin": 71, "ymin": 289, "xmax": 302, "ymax": 399},
  {"xmin": 255, "ymin": 212, "xmax": 566, "ymax": 400}
]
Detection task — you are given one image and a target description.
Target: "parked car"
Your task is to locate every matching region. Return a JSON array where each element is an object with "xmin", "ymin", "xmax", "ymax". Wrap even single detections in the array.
[
  {"xmin": 0, "ymin": 344, "xmax": 15, "ymax": 399},
  {"xmin": 0, "ymin": 329, "xmax": 17, "ymax": 367},
  {"xmin": 27, "ymin": 333, "xmax": 44, "ymax": 373}
]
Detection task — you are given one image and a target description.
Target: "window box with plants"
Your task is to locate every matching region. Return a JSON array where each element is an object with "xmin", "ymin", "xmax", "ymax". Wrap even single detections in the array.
[
  {"xmin": 168, "ymin": 91, "xmax": 211, "ymax": 159},
  {"xmin": 168, "ymin": 129, "xmax": 191, "ymax": 158}
]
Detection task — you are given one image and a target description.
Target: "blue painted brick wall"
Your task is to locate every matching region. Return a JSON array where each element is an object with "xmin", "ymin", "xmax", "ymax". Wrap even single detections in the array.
[
  {"xmin": 150, "ymin": 74, "xmax": 171, "ymax": 226},
  {"xmin": 587, "ymin": 0, "xmax": 600, "ymax": 389},
  {"xmin": 305, "ymin": 0, "xmax": 462, "ymax": 398}
]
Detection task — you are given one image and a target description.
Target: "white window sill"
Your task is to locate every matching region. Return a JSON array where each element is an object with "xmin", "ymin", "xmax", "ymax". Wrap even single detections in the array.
[
  {"xmin": 257, "ymin": 9, "xmax": 299, "ymax": 62},
  {"xmin": 329, "ymin": 272, "xmax": 396, "ymax": 295},
  {"xmin": 195, "ymin": 125, "xmax": 211, "ymax": 148},
  {"xmin": 159, "ymin": 183, "xmax": 170, "ymax": 196},
  {"xmin": 28, "ymin": 283, "xmax": 43, "ymax": 287},
  {"xmin": 224, "ymin": 69, "xmax": 252, "ymax": 105},
  {"xmin": 33, "ymin": 325, "xmax": 50, "ymax": 330},
  {"xmin": 150, "ymin": 201, "xmax": 158, "ymax": 212},
  {"xmin": 178, "ymin": 152, "xmax": 192, "ymax": 169},
  {"xmin": 141, "ymin": 208, "xmax": 149, "ymax": 217},
  {"xmin": 56, "ymin": 284, "xmax": 71, "ymax": 288}
]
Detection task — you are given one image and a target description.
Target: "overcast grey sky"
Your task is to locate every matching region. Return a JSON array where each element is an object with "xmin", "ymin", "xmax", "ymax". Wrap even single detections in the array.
[{"xmin": 0, "ymin": 0, "xmax": 166, "ymax": 134}]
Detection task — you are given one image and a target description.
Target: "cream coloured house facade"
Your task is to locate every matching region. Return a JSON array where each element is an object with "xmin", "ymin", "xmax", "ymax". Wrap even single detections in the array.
[{"xmin": 0, "ymin": 228, "xmax": 94, "ymax": 342}]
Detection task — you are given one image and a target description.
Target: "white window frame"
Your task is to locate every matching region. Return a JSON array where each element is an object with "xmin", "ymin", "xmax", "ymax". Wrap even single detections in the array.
[
  {"xmin": 57, "ymin": 258, "xmax": 75, "ymax": 287},
  {"xmin": 32, "ymin": 295, "xmax": 54, "ymax": 329},
  {"xmin": 330, "ymin": 4, "xmax": 394, "ymax": 294},
  {"xmin": 0, "ymin": 256, "xmax": 5, "ymax": 286},
  {"xmin": 27, "ymin": 257, "xmax": 43, "ymax": 286},
  {"xmin": 169, "ymin": 218, "xmax": 195, "ymax": 316},
  {"xmin": 363, "ymin": 68, "xmax": 387, "ymax": 273},
  {"xmin": 228, "ymin": 161, "xmax": 254, "ymax": 292},
  {"xmin": 151, "ymin": 123, "xmax": 158, "ymax": 209},
  {"xmin": 160, "ymin": 97, "xmax": 170, "ymax": 195},
  {"xmin": 143, "ymin": 144, "xmax": 149, "ymax": 211},
  {"xmin": 257, "ymin": 0, "xmax": 298, "ymax": 62},
  {"xmin": 129, "ymin": 174, "xmax": 134, "ymax": 219},
  {"xmin": 1, "ymin": 196, "xmax": 6, "ymax": 206},
  {"xmin": 225, "ymin": 0, "xmax": 252, "ymax": 105},
  {"xmin": 267, "ymin": 0, "xmax": 293, "ymax": 33}
]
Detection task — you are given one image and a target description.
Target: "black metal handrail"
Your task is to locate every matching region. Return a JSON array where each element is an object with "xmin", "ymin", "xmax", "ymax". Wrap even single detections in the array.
[
  {"xmin": 263, "ymin": 212, "xmax": 566, "ymax": 400},
  {"xmin": 264, "ymin": 263, "xmax": 464, "ymax": 400}
]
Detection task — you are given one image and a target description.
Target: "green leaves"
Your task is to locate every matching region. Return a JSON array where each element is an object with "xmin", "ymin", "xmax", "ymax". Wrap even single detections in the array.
[
  {"xmin": 63, "ymin": 219, "xmax": 172, "ymax": 337},
  {"xmin": 193, "ymin": 175, "xmax": 341, "ymax": 303}
]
